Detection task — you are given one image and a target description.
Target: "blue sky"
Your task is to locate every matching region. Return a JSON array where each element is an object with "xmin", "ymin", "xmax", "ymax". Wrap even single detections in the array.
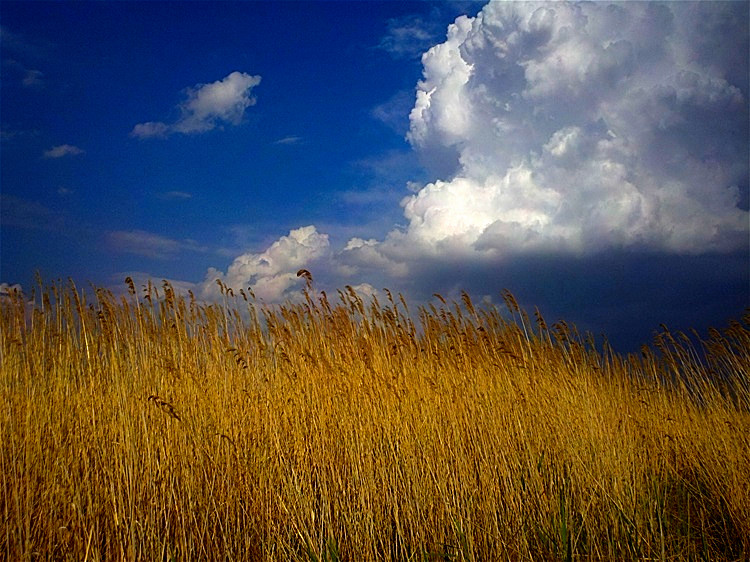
[{"xmin": 2, "ymin": 1, "xmax": 748, "ymax": 352}]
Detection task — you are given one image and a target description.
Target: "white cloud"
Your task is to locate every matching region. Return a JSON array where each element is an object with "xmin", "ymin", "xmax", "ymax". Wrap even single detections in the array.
[
  {"xmin": 407, "ymin": 15, "xmax": 474, "ymax": 153},
  {"xmin": 205, "ymin": 1, "xmax": 747, "ymax": 309},
  {"xmin": 273, "ymin": 135, "xmax": 302, "ymax": 145},
  {"xmin": 398, "ymin": 1, "xmax": 748, "ymax": 257},
  {"xmin": 43, "ymin": 144, "xmax": 84, "ymax": 158},
  {"xmin": 340, "ymin": 236, "xmax": 409, "ymax": 277},
  {"xmin": 173, "ymin": 71, "xmax": 261, "ymax": 133},
  {"xmin": 348, "ymin": 282, "xmax": 379, "ymax": 299},
  {"xmin": 22, "ymin": 68, "xmax": 43, "ymax": 88},
  {"xmin": 157, "ymin": 190, "xmax": 192, "ymax": 200},
  {"xmin": 131, "ymin": 71, "xmax": 261, "ymax": 138},
  {"xmin": 203, "ymin": 225, "xmax": 330, "ymax": 302},
  {"xmin": 0, "ymin": 282, "xmax": 23, "ymax": 296},
  {"xmin": 130, "ymin": 121, "xmax": 169, "ymax": 139}
]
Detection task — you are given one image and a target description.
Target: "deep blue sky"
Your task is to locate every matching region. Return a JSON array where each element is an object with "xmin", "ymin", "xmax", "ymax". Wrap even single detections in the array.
[{"xmin": 2, "ymin": 1, "xmax": 748, "ymax": 352}]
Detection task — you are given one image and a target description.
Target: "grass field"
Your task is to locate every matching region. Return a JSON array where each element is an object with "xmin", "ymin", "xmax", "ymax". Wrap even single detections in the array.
[{"xmin": 1, "ymin": 278, "xmax": 748, "ymax": 561}]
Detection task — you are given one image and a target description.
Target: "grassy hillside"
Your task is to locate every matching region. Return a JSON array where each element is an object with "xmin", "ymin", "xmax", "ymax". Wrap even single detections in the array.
[{"xmin": 1, "ymin": 279, "xmax": 748, "ymax": 560}]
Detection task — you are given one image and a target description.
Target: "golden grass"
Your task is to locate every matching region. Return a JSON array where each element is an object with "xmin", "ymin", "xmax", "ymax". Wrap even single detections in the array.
[{"xmin": 1, "ymin": 278, "xmax": 748, "ymax": 561}]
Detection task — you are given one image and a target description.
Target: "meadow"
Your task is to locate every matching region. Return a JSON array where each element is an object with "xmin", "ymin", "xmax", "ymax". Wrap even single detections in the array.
[{"xmin": 1, "ymin": 277, "xmax": 748, "ymax": 561}]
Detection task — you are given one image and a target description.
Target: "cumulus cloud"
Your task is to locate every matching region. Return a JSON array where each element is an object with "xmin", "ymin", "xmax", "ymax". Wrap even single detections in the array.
[
  {"xmin": 43, "ymin": 144, "xmax": 84, "ymax": 158},
  {"xmin": 130, "ymin": 121, "xmax": 170, "ymax": 139},
  {"xmin": 0, "ymin": 282, "xmax": 23, "ymax": 296},
  {"xmin": 396, "ymin": 1, "xmax": 748, "ymax": 257},
  {"xmin": 206, "ymin": 0, "xmax": 748, "ymax": 332},
  {"xmin": 131, "ymin": 71, "xmax": 261, "ymax": 138},
  {"xmin": 203, "ymin": 226, "xmax": 330, "ymax": 302},
  {"xmin": 340, "ymin": 236, "xmax": 409, "ymax": 277}
]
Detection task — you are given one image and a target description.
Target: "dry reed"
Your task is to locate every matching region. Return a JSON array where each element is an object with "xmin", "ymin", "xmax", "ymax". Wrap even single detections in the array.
[{"xmin": 1, "ymin": 278, "xmax": 748, "ymax": 560}]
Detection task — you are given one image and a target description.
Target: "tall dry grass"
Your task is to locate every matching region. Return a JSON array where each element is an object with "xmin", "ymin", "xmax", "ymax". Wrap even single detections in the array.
[{"xmin": 1, "ymin": 278, "xmax": 748, "ymax": 561}]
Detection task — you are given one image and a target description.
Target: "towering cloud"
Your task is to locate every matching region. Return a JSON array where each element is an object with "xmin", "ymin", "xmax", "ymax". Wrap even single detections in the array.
[
  {"xmin": 397, "ymin": 1, "xmax": 748, "ymax": 257},
  {"xmin": 131, "ymin": 71, "xmax": 262, "ymax": 138},
  {"xmin": 208, "ymin": 1, "xmax": 747, "ymax": 324}
]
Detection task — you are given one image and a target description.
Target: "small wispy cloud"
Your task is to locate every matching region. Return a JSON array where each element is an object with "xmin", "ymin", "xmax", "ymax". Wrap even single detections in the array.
[
  {"xmin": 107, "ymin": 229, "xmax": 207, "ymax": 259},
  {"xmin": 157, "ymin": 190, "xmax": 193, "ymax": 201},
  {"xmin": 273, "ymin": 135, "xmax": 303, "ymax": 145},
  {"xmin": 43, "ymin": 144, "xmax": 84, "ymax": 158},
  {"xmin": 131, "ymin": 71, "xmax": 261, "ymax": 139},
  {"xmin": 0, "ymin": 194, "xmax": 63, "ymax": 230},
  {"xmin": 0, "ymin": 24, "xmax": 49, "ymax": 59},
  {"xmin": 378, "ymin": 14, "xmax": 440, "ymax": 60},
  {"xmin": 372, "ymin": 90, "xmax": 414, "ymax": 136},
  {"xmin": 1, "ymin": 25, "xmax": 49, "ymax": 89},
  {"xmin": 4, "ymin": 58, "xmax": 45, "ymax": 89},
  {"xmin": 0, "ymin": 128, "xmax": 40, "ymax": 142},
  {"xmin": 22, "ymin": 68, "xmax": 43, "ymax": 88}
]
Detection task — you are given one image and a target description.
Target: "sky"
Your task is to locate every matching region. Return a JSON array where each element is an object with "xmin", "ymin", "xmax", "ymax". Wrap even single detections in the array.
[{"xmin": 1, "ymin": 0, "xmax": 748, "ymax": 352}]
